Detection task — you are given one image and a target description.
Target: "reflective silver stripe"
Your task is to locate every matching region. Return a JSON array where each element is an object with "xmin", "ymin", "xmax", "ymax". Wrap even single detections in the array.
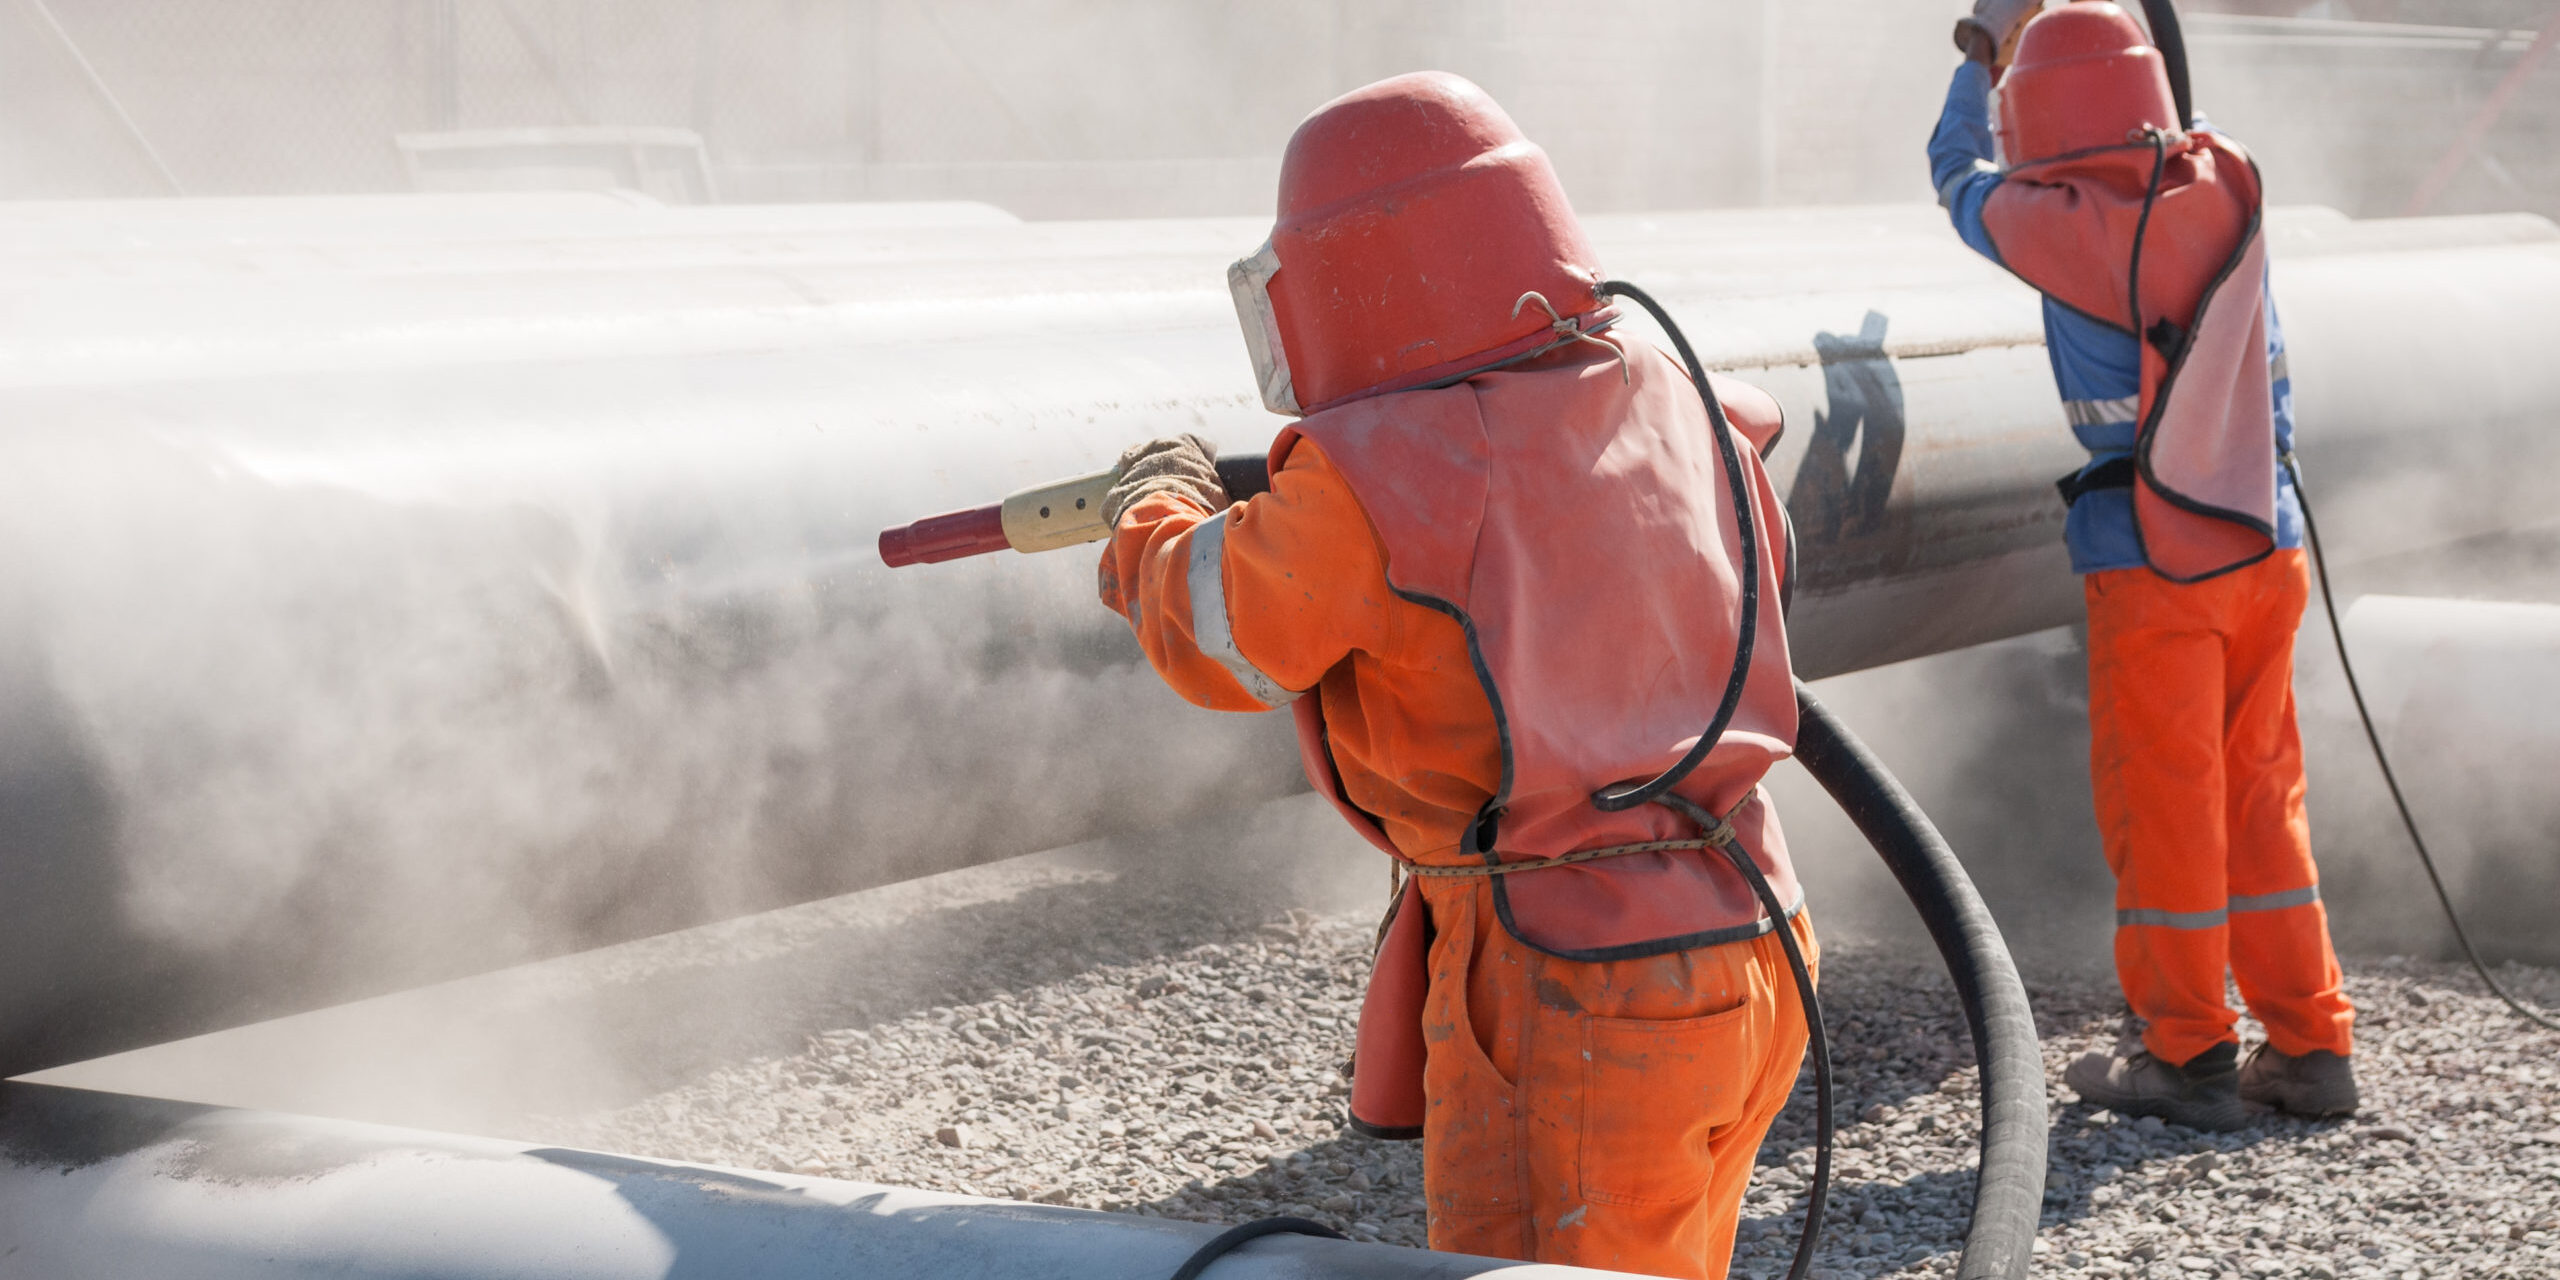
[
  {"xmin": 2064, "ymin": 396, "xmax": 2140, "ymax": 427},
  {"xmin": 2230, "ymin": 885, "xmax": 2320, "ymax": 914},
  {"xmin": 1937, "ymin": 159, "xmax": 1998, "ymax": 210},
  {"xmin": 2118, "ymin": 885, "xmax": 2321, "ymax": 930},
  {"xmin": 2117, "ymin": 906, "xmax": 2227, "ymax": 930},
  {"xmin": 1187, "ymin": 510, "xmax": 1300, "ymax": 709},
  {"xmin": 2268, "ymin": 350, "xmax": 2290, "ymax": 383}
]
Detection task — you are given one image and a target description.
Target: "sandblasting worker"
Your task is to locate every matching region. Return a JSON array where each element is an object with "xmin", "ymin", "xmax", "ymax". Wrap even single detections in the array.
[
  {"xmin": 1096, "ymin": 72, "xmax": 1813, "ymax": 1278},
  {"xmin": 1929, "ymin": 0, "xmax": 2356, "ymax": 1128}
]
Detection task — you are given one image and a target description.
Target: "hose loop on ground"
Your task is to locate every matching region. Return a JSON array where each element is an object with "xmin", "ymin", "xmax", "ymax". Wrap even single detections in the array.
[{"xmin": 1792, "ymin": 681, "xmax": 2047, "ymax": 1280}]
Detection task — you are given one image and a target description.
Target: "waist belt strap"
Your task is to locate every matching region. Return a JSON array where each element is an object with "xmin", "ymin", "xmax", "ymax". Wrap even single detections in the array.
[
  {"xmin": 2055, "ymin": 455, "xmax": 2137, "ymax": 508},
  {"xmin": 1396, "ymin": 798, "xmax": 1748, "ymax": 879}
]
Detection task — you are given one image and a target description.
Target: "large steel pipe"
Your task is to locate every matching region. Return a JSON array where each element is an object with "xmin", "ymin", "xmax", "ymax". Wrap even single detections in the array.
[
  {"xmin": 2312, "ymin": 596, "xmax": 2560, "ymax": 964},
  {"xmin": 1, "ymin": 197, "xmax": 2553, "ymax": 1076},
  {"xmin": 0, "ymin": 1082, "xmax": 1623, "ymax": 1280}
]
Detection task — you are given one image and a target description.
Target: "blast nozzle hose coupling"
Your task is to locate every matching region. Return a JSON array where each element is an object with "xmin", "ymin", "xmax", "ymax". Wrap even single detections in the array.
[{"xmin": 878, "ymin": 454, "xmax": 1275, "ymax": 568}]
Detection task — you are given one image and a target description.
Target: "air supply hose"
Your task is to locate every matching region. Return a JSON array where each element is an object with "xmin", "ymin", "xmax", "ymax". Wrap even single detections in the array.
[
  {"xmin": 2285, "ymin": 457, "xmax": 2560, "ymax": 1033},
  {"xmin": 1658, "ymin": 796, "xmax": 1834, "ymax": 1280},
  {"xmin": 2136, "ymin": 0, "xmax": 2196, "ymax": 131},
  {"xmin": 1585, "ymin": 279, "xmax": 1765, "ymax": 816},
  {"xmin": 1794, "ymin": 684, "xmax": 2046, "ymax": 1280},
  {"xmin": 1166, "ymin": 1218, "xmax": 1346, "ymax": 1280}
]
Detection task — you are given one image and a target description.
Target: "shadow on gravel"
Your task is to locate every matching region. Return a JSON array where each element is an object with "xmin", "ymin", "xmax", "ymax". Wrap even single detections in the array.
[
  {"xmin": 1734, "ymin": 1165, "xmax": 1978, "ymax": 1273},
  {"xmin": 1129, "ymin": 1129, "xmax": 1427, "ymax": 1244},
  {"xmin": 1717, "ymin": 951, "xmax": 2366, "ymax": 1274},
  {"xmin": 2039, "ymin": 1103, "xmax": 2354, "ymax": 1212},
  {"xmin": 1732, "ymin": 1101, "xmax": 2348, "ymax": 1277}
]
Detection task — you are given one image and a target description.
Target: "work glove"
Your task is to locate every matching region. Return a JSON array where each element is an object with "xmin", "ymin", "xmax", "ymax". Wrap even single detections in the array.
[
  {"xmin": 1102, "ymin": 434, "xmax": 1229, "ymax": 530},
  {"xmin": 1953, "ymin": 0, "xmax": 2041, "ymax": 63}
]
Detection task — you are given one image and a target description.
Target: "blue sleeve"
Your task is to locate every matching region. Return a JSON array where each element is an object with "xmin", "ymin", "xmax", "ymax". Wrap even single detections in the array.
[
  {"xmin": 2266, "ymin": 278, "xmax": 2305, "ymax": 549},
  {"xmin": 2266, "ymin": 280, "xmax": 2294, "ymax": 460},
  {"xmin": 1928, "ymin": 63, "xmax": 2006, "ymax": 264}
]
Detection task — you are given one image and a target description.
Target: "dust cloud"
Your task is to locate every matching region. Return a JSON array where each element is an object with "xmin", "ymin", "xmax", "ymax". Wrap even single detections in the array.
[
  {"xmin": 0, "ymin": 419, "xmax": 1303, "ymax": 1075},
  {"xmin": 2290, "ymin": 548, "xmax": 2560, "ymax": 965},
  {"xmin": 5, "ymin": 0, "xmax": 2555, "ymax": 1117}
]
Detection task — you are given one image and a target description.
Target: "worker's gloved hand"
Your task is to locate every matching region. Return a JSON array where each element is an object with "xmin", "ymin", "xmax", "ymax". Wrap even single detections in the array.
[
  {"xmin": 1953, "ymin": 0, "xmax": 2040, "ymax": 62},
  {"xmin": 1103, "ymin": 434, "xmax": 1229, "ymax": 530},
  {"xmin": 1954, "ymin": 20, "xmax": 1996, "ymax": 63}
]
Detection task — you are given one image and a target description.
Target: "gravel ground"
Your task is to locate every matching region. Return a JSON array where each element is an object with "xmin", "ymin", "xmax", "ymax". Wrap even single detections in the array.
[{"xmin": 540, "ymin": 888, "xmax": 2560, "ymax": 1280}]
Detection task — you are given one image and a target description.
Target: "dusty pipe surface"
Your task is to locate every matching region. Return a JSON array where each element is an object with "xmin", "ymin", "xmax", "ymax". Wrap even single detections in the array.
[
  {"xmin": 0, "ymin": 197, "xmax": 2553, "ymax": 1076},
  {"xmin": 0, "ymin": 1082, "xmax": 1628, "ymax": 1280},
  {"xmin": 2317, "ymin": 596, "xmax": 2560, "ymax": 965}
]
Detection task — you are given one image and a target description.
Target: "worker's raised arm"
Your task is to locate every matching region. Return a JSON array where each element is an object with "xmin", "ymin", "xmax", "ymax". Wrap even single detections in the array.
[
  {"xmin": 1928, "ymin": 61, "xmax": 2007, "ymax": 263},
  {"xmin": 1096, "ymin": 436, "xmax": 1389, "ymax": 712}
]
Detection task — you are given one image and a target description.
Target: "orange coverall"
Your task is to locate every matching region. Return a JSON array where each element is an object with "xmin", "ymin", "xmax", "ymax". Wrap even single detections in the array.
[
  {"xmin": 1100, "ymin": 438, "xmax": 1812, "ymax": 1279},
  {"xmin": 2085, "ymin": 548, "xmax": 2355, "ymax": 1065}
]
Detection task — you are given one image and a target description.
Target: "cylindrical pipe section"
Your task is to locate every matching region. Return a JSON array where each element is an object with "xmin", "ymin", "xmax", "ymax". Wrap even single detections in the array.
[
  {"xmin": 0, "ymin": 1083, "xmax": 1631, "ymax": 1280},
  {"xmin": 2314, "ymin": 596, "xmax": 2560, "ymax": 964},
  {"xmin": 0, "ymin": 197, "xmax": 2551, "ymax": 1074}
]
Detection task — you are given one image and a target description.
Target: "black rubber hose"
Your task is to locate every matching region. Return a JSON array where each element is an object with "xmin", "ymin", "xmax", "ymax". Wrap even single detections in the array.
[
  {"xmin": 1584, "ymin": 279, "xmax": 1761, "ymax": 813},
  {"xmin": 1658, "ymin": 793, "xmax": 1832, "ymax": 1280},
  {"xmin": 1214, "ymin": 453, "xmax": 1274, "ymax": 503},
  {"xmin": 2138, "ymin": 0, "xmax": 2195, "ymax": 129},
  {"xmin": 1792, "ymin": 681, "xmax": 2046, "ymax": 1280},
  {"xmin": 1166, "ymin": 1217, "xmax": 1346, "ymax": 1280}
]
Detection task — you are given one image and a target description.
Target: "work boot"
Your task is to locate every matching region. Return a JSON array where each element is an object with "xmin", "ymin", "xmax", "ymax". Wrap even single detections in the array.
[
  {"xmin": 2239, "ymin": 1043, "xmax": 2360, "ymax": 1118},
  {"xmin": 2064, "ymin": 1040, "xmax": 2247, "ymax": 1132}
]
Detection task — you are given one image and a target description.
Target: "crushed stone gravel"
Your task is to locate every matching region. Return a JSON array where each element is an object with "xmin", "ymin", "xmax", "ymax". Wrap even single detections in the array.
[{"xmin": 539, "ymin": 902, "xmax": 2560, "ymax": 1280}]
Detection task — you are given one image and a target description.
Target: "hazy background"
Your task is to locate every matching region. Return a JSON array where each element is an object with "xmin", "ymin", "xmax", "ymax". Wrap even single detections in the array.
[
  {"xmin": 6, "ymin": 0, "xmax": 2557, "ymax": 1120},
  {"xmin": 4, "ymin": 0, "xmax": 2556, "ymax": 218}
]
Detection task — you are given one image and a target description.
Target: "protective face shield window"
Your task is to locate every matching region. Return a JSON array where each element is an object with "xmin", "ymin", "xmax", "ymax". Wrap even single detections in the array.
[{"xmin": 1227, "ymin": 239, "xmax": 1301, "ymax": 417}]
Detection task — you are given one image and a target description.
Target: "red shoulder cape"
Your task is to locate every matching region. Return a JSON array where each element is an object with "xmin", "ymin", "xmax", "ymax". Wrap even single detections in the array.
[{"xmin": 1984, "ymin": 133, "xmax": 2279, "ymax": 582}]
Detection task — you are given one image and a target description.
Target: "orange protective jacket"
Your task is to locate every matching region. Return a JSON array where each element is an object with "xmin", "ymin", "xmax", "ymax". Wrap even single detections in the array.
[{"xmin": 1100, "ymin": 342, "xmax": 1801, "ymax": 1130}]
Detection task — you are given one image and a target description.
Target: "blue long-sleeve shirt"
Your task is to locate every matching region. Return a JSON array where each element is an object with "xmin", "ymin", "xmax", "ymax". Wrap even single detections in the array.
[{"xmin": 1929, "ymin": 62, "xmax": 2302, "ymax": 575}]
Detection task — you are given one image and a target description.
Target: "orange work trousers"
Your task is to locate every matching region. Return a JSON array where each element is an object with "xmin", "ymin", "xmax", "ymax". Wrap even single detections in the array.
[
  {"xmin": 1415, "ymin": 876, "xmax": 1815, "ymax": 1280},
  {"xmin": 2084, "ymin": 547, "xmax": 2354, "ymax": 1066}
]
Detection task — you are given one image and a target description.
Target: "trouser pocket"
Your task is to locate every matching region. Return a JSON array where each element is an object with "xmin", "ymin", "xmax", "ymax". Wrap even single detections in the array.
[
  {"xmin": 1421, "ymin": 891, "xmax": 1521, "ymax": 1216},
  {"xmin": 1577, "ymin": 1000, "xmax": 1759, "ymax": 1206}
]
